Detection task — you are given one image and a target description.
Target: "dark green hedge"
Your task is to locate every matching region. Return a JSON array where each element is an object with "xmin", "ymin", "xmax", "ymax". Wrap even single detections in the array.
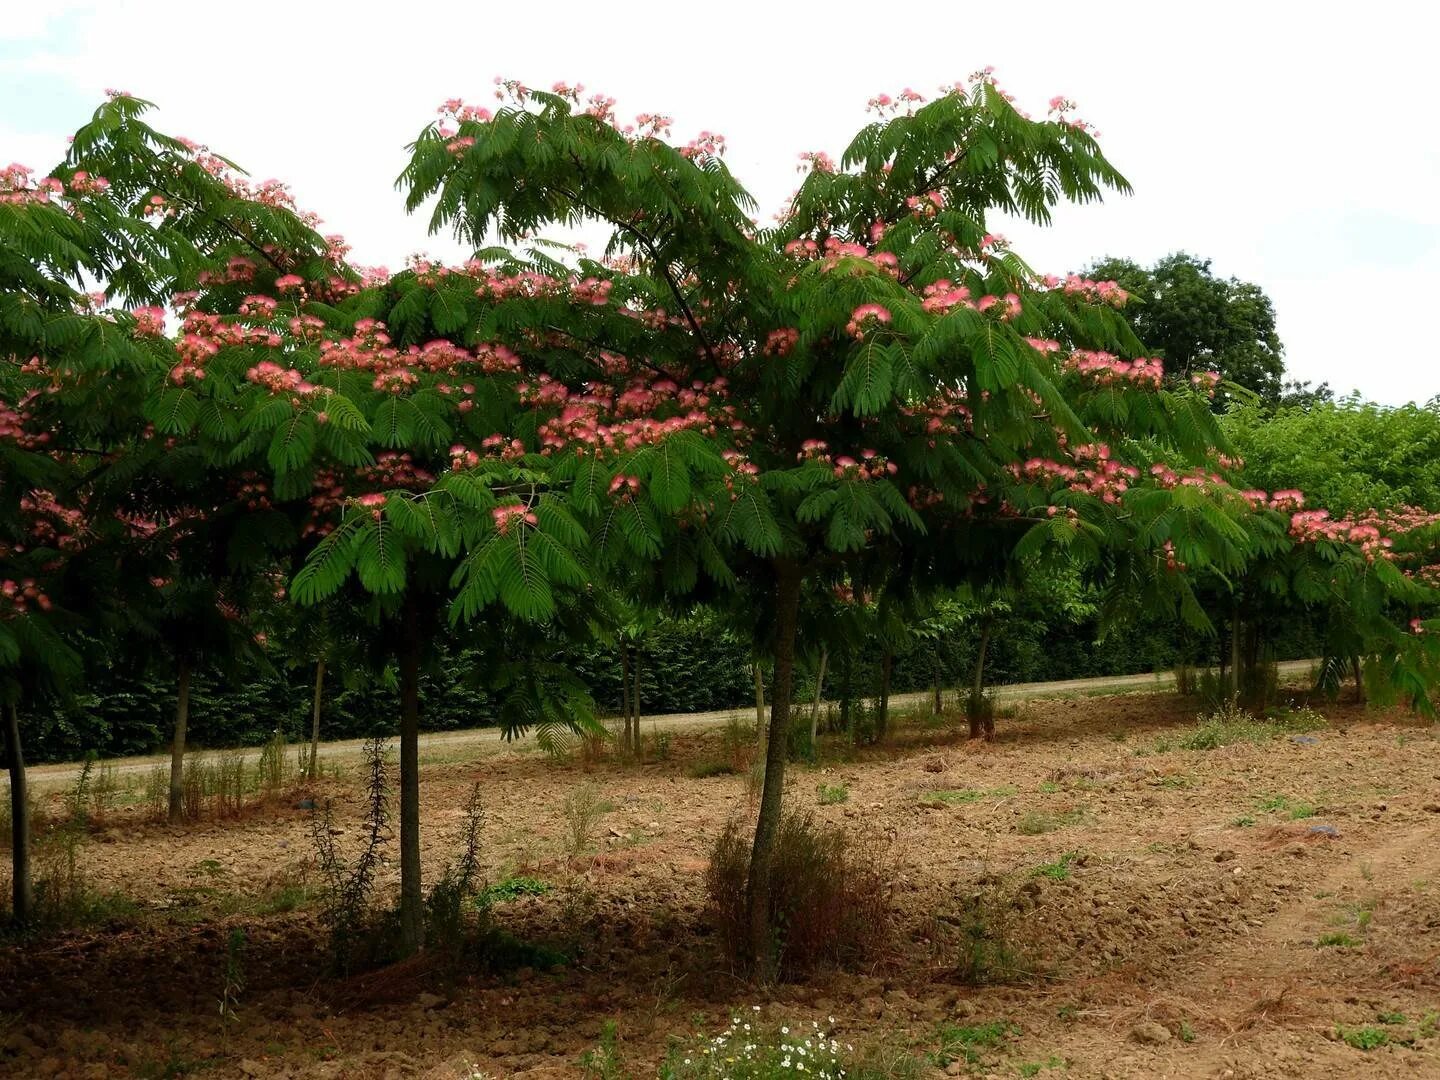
[{"xmin": 20, "ymin": 609, "xmax": 1325, "ymax": 763}]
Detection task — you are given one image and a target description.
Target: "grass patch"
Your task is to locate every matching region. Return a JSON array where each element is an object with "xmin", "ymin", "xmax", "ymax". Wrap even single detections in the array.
[
  {"xmin": 1031, "ymin": 851, "xmax": 1083, "ymax": 881},
  {"xmin": 1018, "ymin": 1057, "xmax": 1065, "ymax": 1077},
  {"xmin": 1017, "ymin": 808, "xmax": 1086, "ymax": 835},
  {"xmin": 817, "ymin": 782, "xmax": 849, "ymax": 805},
  {"xmin": 477, "ymin": 875, "xmax": 551, "ymax": 906},
  {"xmin": 1316, "ymin": 932, "xmax": 1360, "ymax": 948},
  {"xmin": 933, "ymin": 1020, "xmax": 1020, "ymax": 1067},
  {"xmin": 920, "ymin": 786, "xmax": 1017, "ymax": 808},
  {"xmin": 1169, "ymin": 703, "xmax": 1327, "ymax": 752},
  {"xmin": 1255, "ymin": 794, "xmax": 1317, "ymax": 819},
  {"xmin": 1231, "ymin": 815, "xmax": 1256, "ymax": 827}
]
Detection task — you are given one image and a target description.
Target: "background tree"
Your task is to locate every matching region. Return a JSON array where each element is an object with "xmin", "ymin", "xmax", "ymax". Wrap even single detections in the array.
[{"xmin": 1085, "ymin": 252, "xmax": 1285, "ymax": 404}]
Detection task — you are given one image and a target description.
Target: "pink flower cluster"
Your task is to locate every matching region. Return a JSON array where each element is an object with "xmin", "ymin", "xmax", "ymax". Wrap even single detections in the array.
[
  {"xmin": 1285, "ymin": 503, "xmax": 1440, "ymax": 562},
  {"xmin": 764, "ymin": 328, "xmax": 799, "ymax": 356},
  {"xmin": 1239, "ymin": 489, "xmax": 1304, "ymax": 512},
  {"xmin": 1, "ymin": 164, "xmax": 68, "ymax": 206},
  {"xmin": 1065, "ymin": 350, "xmax": 1163, "ymax": 388},
  {"xmin": 831, "ymin": 449, "xmax": 898, "ymax": 481},
  {"xmin": 921, "ymin": 280, "xmax": 972, "ymax": 314},
  {"xmin": 246, "ymin": 361, "xmax": 319, "ymax": 399},
  {"xmin": 797, "ymin": 151, "xmax": 836, "ymax": 174},
  {"xmin": 976, "ymin": 293, "xmax": 1022, "ymax": 320},
  {"xmin": 845, "ymin": 303, "xmax": 891, "ymax": 339},
  {"xmin": 492, "ymin": 504, "xmax": 538, "ymax": 534},
  {"xmin": 1014, "ymin": 443, "xmax": 1139, "ymax": 503},
  {"xmin": 1190, "ymin": 370, "xmax": 1221, "ymax": 395},
  {"xmin": 526, "ymin": 372, "xmax": 735, "ymax": 456},
  {"xmin": 1038, "ymin": 274, "xmax": 1129, "ymax": 308},
  {"xmin": 0, "ymin": 398, "xmax": 47, "ymax": 448},
  {"xmin": 866, "ymin": 88, "xmax": 926, "ymax": 114},
  {"xmin": 132, "ymin": 307, "xmax": 166, "ymax": 337},
  {"xmin": 0, "ymin": 578, "xmax": 51, "ymax": 617},
  {"xmin": 1150, "ymin": 463, "xmax": 1226, "ymax": 490}
]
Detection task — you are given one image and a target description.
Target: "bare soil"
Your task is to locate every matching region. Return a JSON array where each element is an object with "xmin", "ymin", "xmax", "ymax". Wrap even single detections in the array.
[{"xmin": 2, "ymin": 689, "xmax": 1438, "ymax": 1079}]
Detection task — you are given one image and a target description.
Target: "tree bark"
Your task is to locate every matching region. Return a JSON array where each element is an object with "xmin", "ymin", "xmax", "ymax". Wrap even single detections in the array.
[
  {"xmin": 1229, "ymin": 607, "xmax": 1243, "ymax": 701},
  {"xmin": 841, "ymin": 647, "xmax": 854, "ymax": 741},
  {"xmin": 168, "ymin": 660, "xmax": 192, "ymax": 824},
  {"xmin": 968, "ymin": 619, "xmax": 993, "ymax": 740},
  {"xmin": 619, "ymin": 647, "xmax": 633, "ymax": 755},
  {"xmin": 932, "ymin": 645, "xmax": 943, "ymax": 716},
  {"xmin": 1352, "ymin": 654, "xmax": 1366, "ymax": 704},
  {"xmin": 630, "ymin": 647, "xmax": 642, "ymax": 755},
  {"xmin": 753, "ymin": 661, "xmax": 765, "ymax": 751},
  {"xmin": 3, "ymin": 702, "xmax": 33, "ymax": 925},
  {"xmin": 745, "ymin": 559, "xmax": 803, "ymax": 974},
  {"xmin": 308, "ymin": 659, "xmax": 326, "ymax": 780},
  {"xmin": 397, "ymin": 598, "xmax": 424, "ymax": 955},
  {"xmin": 809, "ymin": 645, "xmax": 828, "ymax": 750}
]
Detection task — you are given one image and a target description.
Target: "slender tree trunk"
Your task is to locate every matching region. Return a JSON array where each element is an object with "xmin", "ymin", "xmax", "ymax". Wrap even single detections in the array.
[
  {"xmin": 3, "ymin": 702, "xmax": 33, "ymax": 925},
  {"xmin": 1228, "ymin": 605, "xmax": 1243, "ymax": 700},
  {"xmin": 841, "ymin": 647, "xmax": 854, "ymax": 741},
  {"xmin": 630, "ymin": 647, "xmax": 642, "ymax": 756},
  {"xmin": 619, "ymin": 648, "xmax": 633, "ymax": 755},
  {"xmin": 875, "ymin": 646, "xmax": 893, "ymax": 742},
  {"xmin": 168, "ymin": 661, "xmax": 192, "ymax": 824},
  {"xmin": 753, "ymin": 661, "xmax": 765, "ymax": 751},
  {"xmin": 968, "ymin": 619, "xmax": 993, "ymax": 740},
  {"xmin": 308, "ymin": 659, "xmax": 326, "ymax": 780},
  {"xmin": 809, "ymin": 645, "xmax": 828, "ymax": 750},
  {"xmin": 1352, "ymin": 654, "xmax": 1366, "ymax": 704},
  {"xmin": 932, "ymin": 645, "xmax": 943, "ymax": 716},
  {"xmin": 745, "ymin": 560, "xmax": 803, "ymax": 974},
  {"xmin": 397, "ymin": 598, "xmax": 424, "ymax": 955}
]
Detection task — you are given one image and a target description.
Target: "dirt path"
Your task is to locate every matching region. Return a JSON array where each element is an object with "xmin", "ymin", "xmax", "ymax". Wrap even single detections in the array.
[{"xmin": 21, "ymin": 659, "xmax": 1318, "ymax": 791}]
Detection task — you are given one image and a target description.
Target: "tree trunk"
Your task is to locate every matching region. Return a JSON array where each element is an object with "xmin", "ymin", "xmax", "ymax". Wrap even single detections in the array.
[
  {"xmin": 1352, "ymin": 654, "xmax": 1366, "ymax": 704},
  {"xmin": 753, "ymin": 661, "xmax": 765, "ymax": 751},
  {"xmin": 968, "ymin": 619, "xmax": 993, "ymax": 740},
  {"xmin": 745, "ymin": 559, "xmax": 803, "ymax": 974},
  {"xmin": 619, "ymin": 648, "xmax": 633, "ymax": 755},
  {"xmin": 308, "ymin": 659, "xmax": 326, "ymax": 780},
  {"xmin": 841, "ymin": 647, "xmax": 854, "ymax": 741},
  {"xmin": 809, "ymin": 645, "xmax": 828, "ymax": 750},
  {"xmin": 397, "ymin": 598, "xmax": 424, "ymax": 955},
  {"xmin": 875, "ymin": 646, "xmax": 893, "ymax": 742},
  {"xmin": 1228, "ymin": 606, "xmax": 1243, "ymax": 700},
  {"xmin": 168, "ymin": 660, "xmax": 192, "ymax": 824},
  {"xmin": 630, "ymin": 647, "xmax": 642, "ymax": 755},
  {"xmin": 932, "ymin": 645, "xmax": 943, "ymax": 716},
  {"xmin": 3, "ymin": 702, "xmax": 33, "ymax": 925}
]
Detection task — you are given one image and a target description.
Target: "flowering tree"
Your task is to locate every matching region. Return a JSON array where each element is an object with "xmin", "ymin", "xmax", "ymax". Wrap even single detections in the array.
[{"xmin": 392, "ymin": 74, "xmax": 1266, "ymax": 969}]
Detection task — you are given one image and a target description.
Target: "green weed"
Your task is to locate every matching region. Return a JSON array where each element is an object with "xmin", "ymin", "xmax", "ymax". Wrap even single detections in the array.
[
  {"xmin": 1031, "ymin": 852, "xmax": 1083, "ymax": 881},
  {"xmin": 1336, "ymin": 1025, "xmax": 1388, "ymax": 1051}
]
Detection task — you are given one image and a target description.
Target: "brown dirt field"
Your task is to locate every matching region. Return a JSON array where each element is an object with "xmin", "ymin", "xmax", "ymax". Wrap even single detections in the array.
[{"xmin": 2, "ymin": 691, "xmax": 1438, "ymax": 1079}]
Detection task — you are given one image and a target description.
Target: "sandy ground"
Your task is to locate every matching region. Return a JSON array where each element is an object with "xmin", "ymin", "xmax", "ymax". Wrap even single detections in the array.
[{"xmin": 2, "ymin": 680, "xmax": 1437, "ymax": 1079}]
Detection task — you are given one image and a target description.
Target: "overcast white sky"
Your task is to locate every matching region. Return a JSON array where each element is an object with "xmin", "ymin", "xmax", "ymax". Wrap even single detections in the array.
[{"xmin": 4, "ymin": 1, "xmax": 1436, "ymax": 404}]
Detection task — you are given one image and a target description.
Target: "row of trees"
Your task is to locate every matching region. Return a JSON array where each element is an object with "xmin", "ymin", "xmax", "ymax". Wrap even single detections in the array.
[{"xmin": 4, "ymin": 78, "xmax": 1438, "ymax": 970}]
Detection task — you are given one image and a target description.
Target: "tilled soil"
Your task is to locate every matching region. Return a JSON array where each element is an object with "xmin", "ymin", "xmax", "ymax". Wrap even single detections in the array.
[{"xmin": 2, "ymin": 691, "xmax": 1438, "ymax": 1078}]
